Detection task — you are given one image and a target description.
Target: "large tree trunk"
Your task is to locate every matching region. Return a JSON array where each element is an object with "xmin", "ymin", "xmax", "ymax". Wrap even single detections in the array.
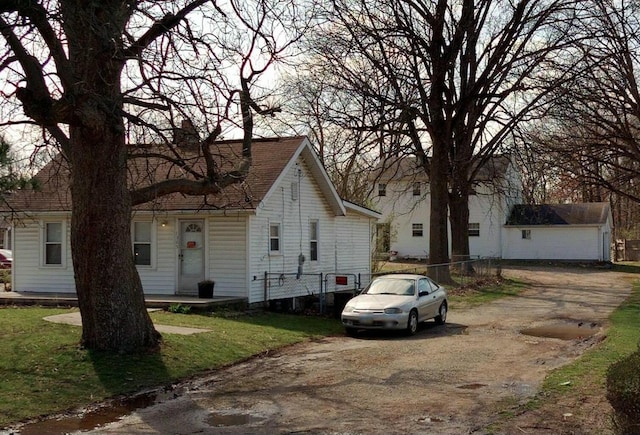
[
  {"xmin": 449, "ymin": 188, "xmax": 473, "ymax": 274},
  {"xmin": 428, "ymin": 139, "xmax": 452, "ymax": 283},
  {"xmin": 65, "ymin": 1, "xmax": 160, "ymax": 352},
  {"xmin": 70, "ymin": 129, "xmax": 159, "ymax": 352}
]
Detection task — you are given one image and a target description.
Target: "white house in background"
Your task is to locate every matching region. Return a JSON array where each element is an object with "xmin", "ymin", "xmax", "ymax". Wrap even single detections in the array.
[
  {"xmin": 503, "ymin": 202, "xmax": 612, "ymax": 262},
  {"xmin": 373, "ymin": 155, "xmax": 523, "ymax": 259},
  {"xmin": 2, "ymin": 136, "xmax": 379, "ymax": 305}
]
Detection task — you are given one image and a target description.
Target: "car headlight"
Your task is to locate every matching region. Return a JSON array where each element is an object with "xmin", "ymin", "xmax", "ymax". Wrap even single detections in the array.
[
  {"xmin": 384, "ymin": 307, "xmax": 403, "ymax": 314},
  {"xmin": 343, "ymin": 305, "xmax": 355, "ymax": 313}
]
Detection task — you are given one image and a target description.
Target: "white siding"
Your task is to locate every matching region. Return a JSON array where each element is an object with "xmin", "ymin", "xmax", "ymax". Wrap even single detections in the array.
[
  {"xmin": 503, "ymin": 226, "xmax": 602, "ymax": 260},
  {"xmin": 137, "ymin": 218, "xmax": 175, "ymax": 295},
  {"xmin": 13, "ymin": 216, "xmax": 76, "ymax": 293},
  {"xmin": 468, "ymin": 192, "xmax": 505, "ymax": 258},
  {"xmin": 247, "ymin": 156, "xmax": 380, "ymax": 304},
  {"xmin": 374, "ymin": 163, "xmax": 519, "ymax": 259},
  {"xmin": 373, "ymin": 180, "xmax": 431, "ymax": 259},
  {"xmin": 209, "ymin": 216, "xmax": 248, "ymax": 298},
  {"xmin": 336, "ymin": 214, "xmax": 372, "ymax": 273}
]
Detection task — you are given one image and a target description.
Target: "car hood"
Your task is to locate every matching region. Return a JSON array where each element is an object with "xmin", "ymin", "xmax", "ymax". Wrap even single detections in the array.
[{"xmin": 347, "ymin": 294, "xmax": 414, "ymax": 310}]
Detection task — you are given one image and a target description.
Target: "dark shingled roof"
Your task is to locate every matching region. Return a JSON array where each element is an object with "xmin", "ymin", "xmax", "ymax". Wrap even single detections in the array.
[
  {"xmin": 506, "ymin": 203, "xmax": 611, "ymax": 226},
  {"xmin": 1, "ymin": 136, "xmax": 307, "ymax": 212},
  {"xmin": 373, "ymin": 154, "xmax": 512, "ymax": 183}
]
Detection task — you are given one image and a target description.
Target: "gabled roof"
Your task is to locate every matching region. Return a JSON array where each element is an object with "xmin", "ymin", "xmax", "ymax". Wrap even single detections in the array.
[
  {"xmin": 506, "ymin": 203, "xmax": 611, "ymax": 226},
  {"xmin": 1, "ymin": 136, "xmax": 347, "ymax": 216},
  {"xmin": 373, "ymin": 154, "xmax": 512, "ymax": 184}
]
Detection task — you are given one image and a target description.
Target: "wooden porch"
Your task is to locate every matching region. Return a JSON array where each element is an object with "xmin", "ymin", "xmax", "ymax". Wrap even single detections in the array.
[{"xmin": 0, "ymin": 290, "xmax": 247, "ymax": 310}]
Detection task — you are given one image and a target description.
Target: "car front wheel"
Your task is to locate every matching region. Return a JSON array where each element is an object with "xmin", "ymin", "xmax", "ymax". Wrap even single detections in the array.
[
  {"xmin": 406, "ymin": 310, "xmax": 418, "ymax": 336},
  {"xmin": 435, "ymin": 302, "xmax": 447, "ymax": 325}
]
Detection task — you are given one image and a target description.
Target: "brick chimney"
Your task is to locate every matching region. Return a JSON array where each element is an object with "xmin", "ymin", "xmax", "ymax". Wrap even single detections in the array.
[{"xmin": 173, "ymin": 120, "xmax": 200, "ymax": 150}]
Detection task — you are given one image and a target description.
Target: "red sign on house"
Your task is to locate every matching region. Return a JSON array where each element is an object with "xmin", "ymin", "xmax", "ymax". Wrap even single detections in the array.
[
  {"xmin": 187, "ymin": 241, "xmax": 196, "ymax": 248},
  {"xmin": 335, "ymin": 276, "xmax": 348, "ymax": 285}
]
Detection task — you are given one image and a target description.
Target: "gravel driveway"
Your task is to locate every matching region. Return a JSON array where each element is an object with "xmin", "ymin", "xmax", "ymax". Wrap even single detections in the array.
[{"xmin": 61, "ymin": 266, "xmax": 639, "ymax": 434}]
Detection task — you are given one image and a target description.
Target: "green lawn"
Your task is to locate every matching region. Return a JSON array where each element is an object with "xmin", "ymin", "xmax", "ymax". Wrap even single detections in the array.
[
  {"xmin": 448, "ymin": 278, "xmax": 527, "ymax": 308},
  {"xmin": 0, "ymin": 307, "xmax": 343, "ymax": 427}
]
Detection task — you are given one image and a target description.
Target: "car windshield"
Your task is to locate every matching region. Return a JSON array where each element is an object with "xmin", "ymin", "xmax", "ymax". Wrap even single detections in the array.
[{"xmin": 365, "ymin": 278, "xmax": 415, "ymax": 296}]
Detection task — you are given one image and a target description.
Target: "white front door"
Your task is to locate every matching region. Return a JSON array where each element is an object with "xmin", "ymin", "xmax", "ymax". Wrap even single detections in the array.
[{"xmin": 178, "ymin": 220, "xmax": 205, "ymax": 294}]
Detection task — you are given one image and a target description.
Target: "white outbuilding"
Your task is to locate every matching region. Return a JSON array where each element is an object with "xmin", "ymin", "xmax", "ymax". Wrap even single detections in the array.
[{"xmin": 502, "ymin": 202, "xmax": 612, "ymax": 262}]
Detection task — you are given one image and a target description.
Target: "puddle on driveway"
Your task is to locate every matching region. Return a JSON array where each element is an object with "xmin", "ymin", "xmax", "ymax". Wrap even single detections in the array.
[
  {"xmin": 207, "ymin": 411, "xmax": 264, "ymax": 427},
  {"xmin": 13, "ymin": 393, "xmax": 159, "ymax": 435},
  {"xmin": 521, "ymin": 323, "xmax": 599, "ymax": 340}
]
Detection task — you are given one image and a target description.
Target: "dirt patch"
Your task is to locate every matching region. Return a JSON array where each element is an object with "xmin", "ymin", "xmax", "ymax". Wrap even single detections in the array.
[
  {"xmin": 521, "ymin": 322, "xmax": 599, "ymax": 340},
  {"xmin": 7, "ymin": 266, "xmax": 636, "ymax": 435}
]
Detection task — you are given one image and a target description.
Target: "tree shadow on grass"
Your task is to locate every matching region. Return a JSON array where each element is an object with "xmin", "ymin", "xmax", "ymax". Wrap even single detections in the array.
[{"xmin": 87, "ymin": 346, "xmax": 171, "ymax": 395}]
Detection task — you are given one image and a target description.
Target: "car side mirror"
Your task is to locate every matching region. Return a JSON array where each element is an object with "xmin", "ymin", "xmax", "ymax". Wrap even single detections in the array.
[{"xmin": 419, "ymin": 290, "xmax": 429, "ymax": 297}]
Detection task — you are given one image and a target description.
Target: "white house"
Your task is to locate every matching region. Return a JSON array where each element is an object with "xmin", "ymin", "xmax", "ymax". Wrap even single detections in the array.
[
  {"xmin": 2, "ymin": 136, "xmax": 380, "ymax": 305},
  {"xmin": 373, "ymin": 155, "xmax": 523, "ymax": 259},
  {"xmin": 372, "ymin": 155, "xmax": 613, "ymax": 262},
  {"xmin": 503, "ymin": 202, "xmax": 612, "ymax": 262}
]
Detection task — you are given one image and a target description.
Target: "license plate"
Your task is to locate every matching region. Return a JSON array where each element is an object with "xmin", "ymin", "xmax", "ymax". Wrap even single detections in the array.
[{"xmin": 359, "ymin": 316, "xmax": 373, "ymax": 325}]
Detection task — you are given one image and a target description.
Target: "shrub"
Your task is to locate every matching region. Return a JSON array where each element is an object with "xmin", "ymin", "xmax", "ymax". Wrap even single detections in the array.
[
  {"xmin": 607, "ymin": 351, "xmax": 640, "ymax": 434},
  {"xmin": 167, "ymin": 303, "xmax": 191, "ymax": 314},
  {"xmin": 0, "ymin": 269, "xmax": 11, "ymax": 284}
]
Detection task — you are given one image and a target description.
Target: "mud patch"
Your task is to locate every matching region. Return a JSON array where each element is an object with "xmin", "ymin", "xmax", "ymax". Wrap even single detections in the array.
[
  {"xmin": 207, "ymin": 411, "xmax": 264, "ymax": 427},
  {"xmin": 457, "ymin": 383, "xmax": 487, "ymax": 390},
  {"xmin": 13, "ymin": 393, "xmax": 160, "ymax": 435},
  {"xmin": 521, "ymin": 323, "xmax": 598, "ymax": 340}
]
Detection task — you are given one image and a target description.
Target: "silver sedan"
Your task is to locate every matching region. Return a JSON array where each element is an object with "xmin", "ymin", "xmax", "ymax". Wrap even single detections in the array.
[{"xmin": 341, "ymin": 274, "xmax": 448, "ymax": 336}]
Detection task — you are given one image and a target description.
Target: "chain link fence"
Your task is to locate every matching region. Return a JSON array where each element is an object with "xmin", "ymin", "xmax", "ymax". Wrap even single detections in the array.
[
  {"xmin": 262, "ymin": 257, "xmax": 501, "ymax": 314},
  {"xmin": 363, "ymin": 257, "xmax": 501, "ymax": 288}
]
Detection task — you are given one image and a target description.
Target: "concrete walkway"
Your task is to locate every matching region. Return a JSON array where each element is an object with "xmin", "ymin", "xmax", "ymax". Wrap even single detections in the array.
[{"xmin": 43, "ymin": 311, "xmax": 211, "ymax": 336}]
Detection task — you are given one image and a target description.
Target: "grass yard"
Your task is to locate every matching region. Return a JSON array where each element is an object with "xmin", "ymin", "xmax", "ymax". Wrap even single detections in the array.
[{"xmin": 0, "ymin": 307, "xmax": 343, "ymax": 427}]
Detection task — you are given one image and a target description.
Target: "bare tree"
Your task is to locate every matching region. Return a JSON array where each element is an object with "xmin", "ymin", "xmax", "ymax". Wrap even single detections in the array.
[
  {"xmin": 304, "ymin": 0, "xmax": 577, "ymax": 278},
  {"xmin": 531, "ymin": 0, "xmax": 640, "ymax": 206},
  {"xmin": 0, "ymin": 0, "xmax": 309, "ymax": 352},
  {"xmin": 268, "ymin": 62, "xmax": 412, "ymax": 205}
]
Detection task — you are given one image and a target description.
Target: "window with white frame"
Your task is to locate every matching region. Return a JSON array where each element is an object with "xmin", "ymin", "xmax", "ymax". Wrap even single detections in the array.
[
  {"xmin": 269, "ymin": 223, "xmax": 281, "ymax": 253},
  {"xmin": 413, "ymin": 182, "xmax": 421, "ymax": 196},
  {"xmin": 133, "ymin": 221, "xmax": 152, "ymax": 266},
  {"xmin": 522, "ymin": 229, "xmax": 531, "ymax": 240},
  {"xmin": 378, "ymin": 183, "xmax": 387, "ymax": 197},
  {"xmin": 309, "ymin": 220, "xmax": 318, "ymax": 261},
  {"xmin": 44, "ymin": 222, "xmax": 63, "ymax": 265},
  {"xmin": 412, "ymin": 223, "xmax": 423, "ymax": 237},
  {"xmin": 469, "ymin": 223, "xmax": 480, "ymax": 237}
]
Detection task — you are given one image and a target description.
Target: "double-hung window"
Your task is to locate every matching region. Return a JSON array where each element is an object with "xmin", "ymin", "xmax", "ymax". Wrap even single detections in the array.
[
  {"xmin": 469, "ymin": 223, "xmax": 480, "ymax": 237},
  {"xmin": 44, "ymin": 222, "xmax": 63, "ymax": 266},
  {"xmin": 269, "ymin": 223, "xmax": 281, "ymax": 253},
  {"xmin": 412, "ymin": 223, "xmax": 424, "ymax": 237},
  {"xmin": 309, "ymin": 221, "xmax": 319, "ymax": 261},
  {"xmin": 133, "ymin": 221, "xmax": 152, "ymax": 266},
  {"xmin": 413, "ymin": 182, "xmax": 421, "ymax": 196},
  {"xmin": 378, "ymin": 183, "xmax": 387, "ymax": 197},
  {"xmin": 522, "ymin": 229, "xmax": 531, "ymax": 240}
]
